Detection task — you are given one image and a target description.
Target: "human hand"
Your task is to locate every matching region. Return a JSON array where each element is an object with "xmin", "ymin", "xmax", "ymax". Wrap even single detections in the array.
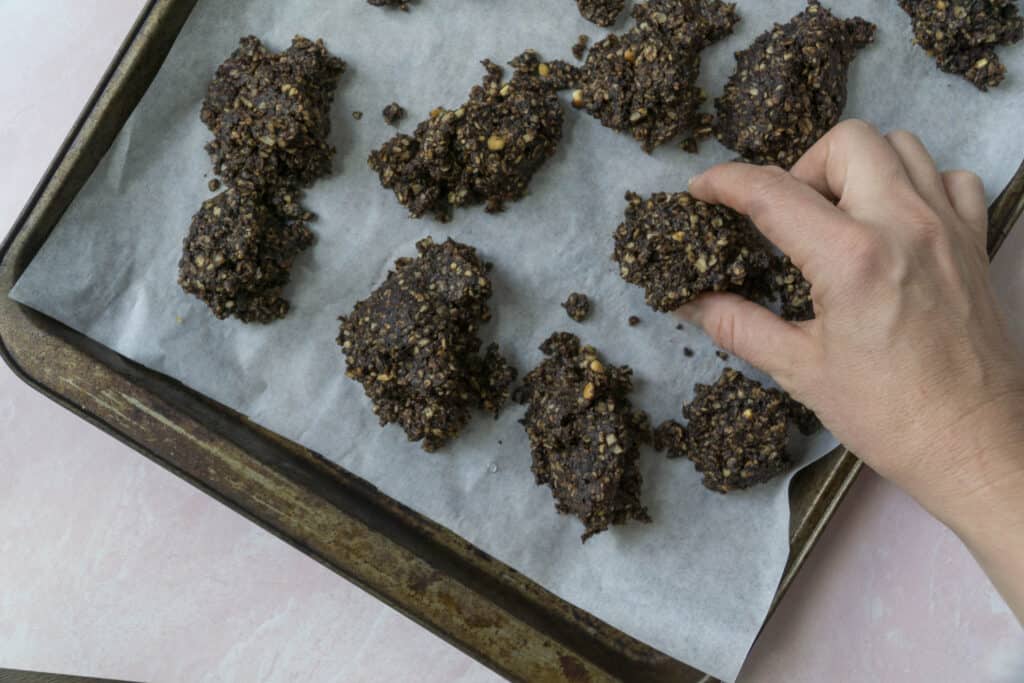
[{"xmin": 681, "ymin": 120, "xmax": 1024, "ymax": 520}]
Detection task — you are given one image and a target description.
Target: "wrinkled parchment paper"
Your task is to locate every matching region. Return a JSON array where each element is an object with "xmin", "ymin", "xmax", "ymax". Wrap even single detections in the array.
[{"xmin": 11, "ymin": 0, "xmax": 1024, "ymax": 679}]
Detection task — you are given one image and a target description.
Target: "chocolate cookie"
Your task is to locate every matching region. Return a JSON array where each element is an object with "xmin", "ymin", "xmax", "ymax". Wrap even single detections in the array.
[
  {"xmin": 898, "ymin": 0, "xmax": 1024, "ymax": 90},
  {"xmin": 178, "ymin": 188, "xmax": 313, "ymax": 323},
  {"xmin": 575, "ymin": 0, "xmax": 625, "ymax": 26},
  {"xmin": 201, "ymin": 36, "xmax": 346, "ymax": 192},
  {"xmin": 631, "ymin": 0, "xmax": 741, "ymax": 48},
  {"xmin": 338, "ymin": 238, "xmax": 515, "ymax": 452},
  {"xmin": 659, "ymin": 368, "xmax": 816, "ymax": 493},
  {"xmin": 520, "ymin": 332, "xmax": 651, "ymax": 541},
  {"xmin": 773, "ymin": 256, "xmax": 815, "ymax": 321},
  {"xmin": 369, "ymin": 51, "xmax": 567, "ymax": 221},
  {"xmin": 714, "ymin": 1, "xmax": 875, "ymax": 168},
  {"xmin": 613, "ymin": 191, "xmax": 774, "ymax": 312},
  {"xmin": 368, "ymin": 0, "xmax": 411, "ymax": 9},
  {"xmin": 573, "ymin": 0, "xmax": 739, "ymax": 152}
]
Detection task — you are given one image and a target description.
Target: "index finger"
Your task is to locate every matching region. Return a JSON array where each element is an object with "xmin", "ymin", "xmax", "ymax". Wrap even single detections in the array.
[
  {"xmin": 688, "ymin": 163, "xmax": 860, "ymax": 273},
  {"xmin": 790, "ymin": 119, "xmax": 916, "ymax": 212}
]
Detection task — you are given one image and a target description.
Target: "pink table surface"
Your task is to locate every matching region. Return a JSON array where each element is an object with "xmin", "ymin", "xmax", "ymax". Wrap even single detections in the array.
[{"xmin": 1, "ymin": 3, "xmax": 1022, "ymax": 681}]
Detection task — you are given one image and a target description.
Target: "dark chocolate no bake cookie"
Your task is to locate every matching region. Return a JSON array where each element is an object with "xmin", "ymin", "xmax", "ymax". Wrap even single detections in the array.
[
  {"xmin": 575, "ymin": 0, "xmax": 625, "ymax": 27},
  {"xmin": 368, "ymin": 0, "xmax": 412, "ymax": 10},
  {"xmin": 178, "ymin": 188, "xmax": 314, "ymax": 323},
  {"xmin": 369, "ymin": 52, "xmax": 568, "ymax": 220},
  {"xmin": 613, "ymin": 191, "xmax": 774, "ymax": 312},
  {"xmin": 898, "ymin": 0, "xmax": 1024, "ymax": 90},
  {"xmin": 714, "ymin": 1, "xmax": 875, "ymax": 168},
  {"xmin": 574, "ymin": 0, "xmax": 740, "ymax": 152},
  {"xmin": 338, "ymin": 238, "xmax": 515, "ymax": 452},
  {"xmin": 773, "ymin": 256, "xmax": 815, "ymax": 321},
  {"xmin": 520, "ymin": 332, "xmax": 652, "ymax": 541},
  {"xmin": 658, "ymin": 368, "xmax": 818, "ymax": 493},
  {"xmin": 201, "ymin": 36, "xmax": 346, "ymax": 192}
]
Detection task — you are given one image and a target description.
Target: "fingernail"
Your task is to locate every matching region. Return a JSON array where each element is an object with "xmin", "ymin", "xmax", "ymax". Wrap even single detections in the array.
[{"xmin": 687, "ymin": 173, "xmax": 704, "ymax": 190}]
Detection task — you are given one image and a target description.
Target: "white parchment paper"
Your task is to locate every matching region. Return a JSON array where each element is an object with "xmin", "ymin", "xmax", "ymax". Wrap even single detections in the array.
[{"xmin": 10, "ymin": 1, "xmax": 1024, "ymax": 679}]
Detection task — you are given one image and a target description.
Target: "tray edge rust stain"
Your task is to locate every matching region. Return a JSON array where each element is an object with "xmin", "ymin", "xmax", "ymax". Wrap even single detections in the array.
[{"xmin": 1, "ymin": 1, "xmax": 1022, "ymax": 681}]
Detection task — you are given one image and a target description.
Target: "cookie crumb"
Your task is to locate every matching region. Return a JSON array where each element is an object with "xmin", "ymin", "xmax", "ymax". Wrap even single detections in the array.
[
  {"xmin": 208, "ymin": 178, "xmax": 220, "ymax": 192},
  {"xmin": 562, "ymin": 292, "xmax": 592, "ymax": 322},
  {"xmin": 628, "ymin": 315, "xmax": 641, "ymax": 326},
  {"xmin": 572, "ymin": 34, "xmax": 590, "ymax": 60},
  {"xmin": 683, "ymin": 347, "xmax": 695, "ymax": 357},
  {"xmin": 382, "ymin": 101, "xmax": 406, "ymax": 125},
  {"xmin": 653, "ymin": 419, "xmax": 687, "ymax": 453},
  {"xmin": 352, "ymin": 110, "xmax": 363, "ymax": 120},
  {"xmin": 715, "ymin": 350, "xmax": 729, "ymax": 361}
]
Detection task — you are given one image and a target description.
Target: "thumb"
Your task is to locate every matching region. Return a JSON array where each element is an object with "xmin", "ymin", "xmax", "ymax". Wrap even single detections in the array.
[{"xmin": 677, "ymin": 293, "xmax": 814, "ymax": 387}]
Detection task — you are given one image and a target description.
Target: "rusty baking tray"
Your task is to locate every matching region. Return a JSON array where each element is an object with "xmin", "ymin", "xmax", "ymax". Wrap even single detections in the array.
[{"xmin": 2, "ymin": 1, "xmax": 1022, "ymax": 680}]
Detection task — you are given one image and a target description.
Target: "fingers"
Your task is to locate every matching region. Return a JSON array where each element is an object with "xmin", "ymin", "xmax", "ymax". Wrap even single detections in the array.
[
  {"xmin": 676, "ymin": 293, "xmax": 815, "ymax": 384},
  {"xmin": 942, "ymin": 170, "xmax": 988, "ymax": 236},
  {"xmin": 688, "ymin": 163, "xmax": 858, "ymax": 273},
  {"xmin": 790, "ymin": 120, "xmax": 914, "ymax": 215},
  {"xmin": 885, "ymin": 130, "xmax": 954, "ymax": 217}
]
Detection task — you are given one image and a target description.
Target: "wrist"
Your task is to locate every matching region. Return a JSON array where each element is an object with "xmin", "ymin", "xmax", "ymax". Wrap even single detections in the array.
[{"xmin": 903, "ymin": 394, "xmax": 1024, "ymax": 529}]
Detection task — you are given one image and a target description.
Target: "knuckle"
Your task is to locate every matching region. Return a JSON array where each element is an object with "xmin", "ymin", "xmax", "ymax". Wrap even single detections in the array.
[
  {"xmin": 834, "ymin": 118, "xmax": 877, "ymax": 140},
  {"xmin": 842, "ymin": 232, "xmax": 886, "ymax": 281},
  {"xmin": 885, "ymin": 128, "xmax": 907, "ymax": 141},
  {"xmin": 886, "ymin": 129, "xmax": 920, "ymax": 148},
  {"xmin": 944, "ymin": 169, "xmax": 982, "ymax": 188},
  {"xmin": 901, "ymin": 198, "xmax": 946, "ymax": 246}
]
